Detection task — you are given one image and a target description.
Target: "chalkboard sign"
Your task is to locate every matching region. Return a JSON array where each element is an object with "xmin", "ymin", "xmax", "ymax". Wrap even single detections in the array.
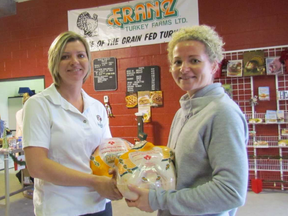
[
  {"xmin": 126, "ymin": 66, "xmax": 160, "ymax": 92},
  {"xmin": 94, "ymin": 57, "xmax": 117, "ymax": 91}
]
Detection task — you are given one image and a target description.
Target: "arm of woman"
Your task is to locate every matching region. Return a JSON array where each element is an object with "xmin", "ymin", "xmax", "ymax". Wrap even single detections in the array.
[{"xmin": 24, "ymin": 146, "xmax": 122, "ymax": 200}]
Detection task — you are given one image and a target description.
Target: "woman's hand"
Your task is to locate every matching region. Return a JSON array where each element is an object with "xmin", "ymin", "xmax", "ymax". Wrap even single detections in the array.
[
  {"xmin": 93, "ymin": 175, "xmax": 123, "ymax": 201},
  {"xmin": 125, "ymin": 185, "xmax": 153, "ymax": 212}
]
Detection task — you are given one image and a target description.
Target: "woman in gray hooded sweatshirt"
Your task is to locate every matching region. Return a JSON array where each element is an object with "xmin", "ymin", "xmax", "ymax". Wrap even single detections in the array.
[{"xmin": 126, "ymin": 25, "xmax": 249, "ymax": 216}]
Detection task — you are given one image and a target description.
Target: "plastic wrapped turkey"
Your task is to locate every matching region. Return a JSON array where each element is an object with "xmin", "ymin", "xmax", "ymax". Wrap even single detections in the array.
[
  {"xmin": 90, "ymin": 138, "xmax": 132, "ymax": 177},
  {"xmin": 114, "ymin": 141, "xmax": 176, "ymax": 201}
]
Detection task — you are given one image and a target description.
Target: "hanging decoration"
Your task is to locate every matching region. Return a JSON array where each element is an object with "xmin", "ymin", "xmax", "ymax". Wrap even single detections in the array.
[
  {"xmin": 105, "ymin": 102, "xmax": 114, "ymax": 118},
  {"xmin": 250, "ymin": 95, "xmax": 258, "ymax": 106},
  {"xmin": 280, "ymin": 49, "xmax": 288, "ymax": 73},
  {"xmin": 279, "ymin": 49, "xmax": 288, "ymax": 64}
]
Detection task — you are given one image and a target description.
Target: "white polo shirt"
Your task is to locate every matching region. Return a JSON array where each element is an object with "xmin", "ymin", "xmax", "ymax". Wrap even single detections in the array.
[{"xmin": 23, "ymin": 84, "xmax": 111, "ymax": 216}]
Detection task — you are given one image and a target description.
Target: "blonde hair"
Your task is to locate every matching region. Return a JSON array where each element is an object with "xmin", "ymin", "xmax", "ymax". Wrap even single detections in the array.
[
  {"xmin": 48, "ymin": 31, "xmax": 91, "ymax": 87},
  {"xmin": 167, "ymin": 25, "xmax": 224, "ymax": 64},
  {"xmin": 22, "ymin": 93, "xmax": 30, "ymax": 104}
]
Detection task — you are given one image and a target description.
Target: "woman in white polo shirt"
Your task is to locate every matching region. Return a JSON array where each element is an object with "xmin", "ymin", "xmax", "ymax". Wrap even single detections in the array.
[{"xmin": 23, "ymin": 31, "xmax": 122, "ymax": 216}]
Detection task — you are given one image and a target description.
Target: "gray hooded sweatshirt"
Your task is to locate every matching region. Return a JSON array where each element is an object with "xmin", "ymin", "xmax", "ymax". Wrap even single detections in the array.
[{"xmin": 149, "ymin": 83, "xmax": 249, "ymax": 216}]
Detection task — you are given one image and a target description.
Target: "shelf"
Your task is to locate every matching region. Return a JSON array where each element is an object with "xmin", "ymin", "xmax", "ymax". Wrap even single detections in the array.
[
  {"xmin": 245, "ymin": 111, "xmax": 288, "ymax": 123},
  {"xmin": 248, "ymin": 122, "xmax": 288, "ymax": 125},
  {"xmin": 215, "ymin": 47, "xmax": 288, "ymax": 191},
  {"xmin": 249, "ymin": 169, "xmax": 284, "ymax": 171},
  {"xmin": 248, "ymin": 136, "xmax": 288, "ymax": 148},
  {"xmin": 248, "ymin": 146, "xmax": 288, "ymax": 148},
  {"xmin": 248, "ymin": 159, "xmax": 288, "ymax": 171}
]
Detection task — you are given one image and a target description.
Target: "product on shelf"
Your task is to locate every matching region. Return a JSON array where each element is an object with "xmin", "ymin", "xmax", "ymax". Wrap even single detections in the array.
[
  {"xmin": 278, "ymin": 139, "xmax": 288, "ymax": 147},
  {"xmin": 265, "ymin": 110, "xmax": 277, "ymax": 123},
  {"xmin": 90, "ymin": 138, "xmax": 132, "ymax": 177},
  {"xmin": 115, "ymin": 141, "xmax": 176, "ymax": 201},
  {"xmin": 281, "ymin": 128, "xmax": 288, "ymax": 136},
  {"xmin": 276, "ymin": 110, "xmax": 285, "ymax": 122},
  {"xmin": 249, "ymin": 131, "xmax": 256, "ymax": 136},
  {"xmin": 253, "ymin": 141, "xmax": 269, "ymax": 146},
  {"xmin": 249, "ymin": 118, "xmax": 263, "ymax": 123}
]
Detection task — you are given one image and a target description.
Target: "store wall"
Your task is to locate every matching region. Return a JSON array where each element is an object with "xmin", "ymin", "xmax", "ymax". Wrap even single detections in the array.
[{"xmin": 0, "ymin": 0, "xmax": 288, "ymax": 144}]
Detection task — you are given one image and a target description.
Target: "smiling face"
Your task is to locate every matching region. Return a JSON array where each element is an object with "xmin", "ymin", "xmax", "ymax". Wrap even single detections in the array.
[
  {"xmin": 171, "ymin": 40, "xmax": 217, "ymax": 97},
  {"xmin": 58, "ymin": 40, "xmax": 89, "ymax": 87}
]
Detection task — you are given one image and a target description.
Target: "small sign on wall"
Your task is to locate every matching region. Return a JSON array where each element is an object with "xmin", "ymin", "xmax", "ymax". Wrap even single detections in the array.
[
  {"xmin": 258, "ymin": 86, "xmax": 270, "ymax": 101},
  {"xmin": 94, "ymin": 57, "xmax": 117, "ymax": 91}
]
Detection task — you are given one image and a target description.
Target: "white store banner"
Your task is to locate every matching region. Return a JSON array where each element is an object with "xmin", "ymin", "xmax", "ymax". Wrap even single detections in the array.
[{"xmin": 68, "ymin": 0, "xmax": 199, "ymax": 52}]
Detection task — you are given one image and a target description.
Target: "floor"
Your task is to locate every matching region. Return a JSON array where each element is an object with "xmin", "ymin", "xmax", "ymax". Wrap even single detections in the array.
[{"xmin": 0, "ymin": 170, "xmax": 287, "ymax": 216}]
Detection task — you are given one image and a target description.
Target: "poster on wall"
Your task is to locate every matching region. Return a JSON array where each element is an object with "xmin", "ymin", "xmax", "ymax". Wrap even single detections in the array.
[
  {"xmin": 67, "ymin": 0, "xmax": 199, "ymax": 52},
  {"xmin": 258, "ymin": 86, "xmax": 270, "ymax": 101},
  {"xmin": 243, "ymin": 50, "xmax": 266, "ymax": 76},
  {"xmin": 266, "ymin": 57, "xmax": 283, "ymax": 75},
  {"xmin": 150, "ymin": 91, "xmax": 163, "ymax": 107},
  {"xmin": 227, "ymin": 60, "xmax": 242, "ymax": 77},
  {"xmin": 125, "ymin": 90, "xmax": 163, "ymax": 108},
  {"xmin": 138, "ymin": 91, "xmax": 151, "ymax": 123},
  {"xmin": 125, "ymin": 92, "xmax": 138, "ymax": 108}
]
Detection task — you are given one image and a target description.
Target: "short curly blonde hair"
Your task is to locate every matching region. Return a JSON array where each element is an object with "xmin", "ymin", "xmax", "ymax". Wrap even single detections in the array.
[
  {"xmin": 48, "ymin": 31, "xmax": 91, "ymax": 87},
  {"xmin": 167, "ymin": 25, "xmax": 224, "ymax": 64}
]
